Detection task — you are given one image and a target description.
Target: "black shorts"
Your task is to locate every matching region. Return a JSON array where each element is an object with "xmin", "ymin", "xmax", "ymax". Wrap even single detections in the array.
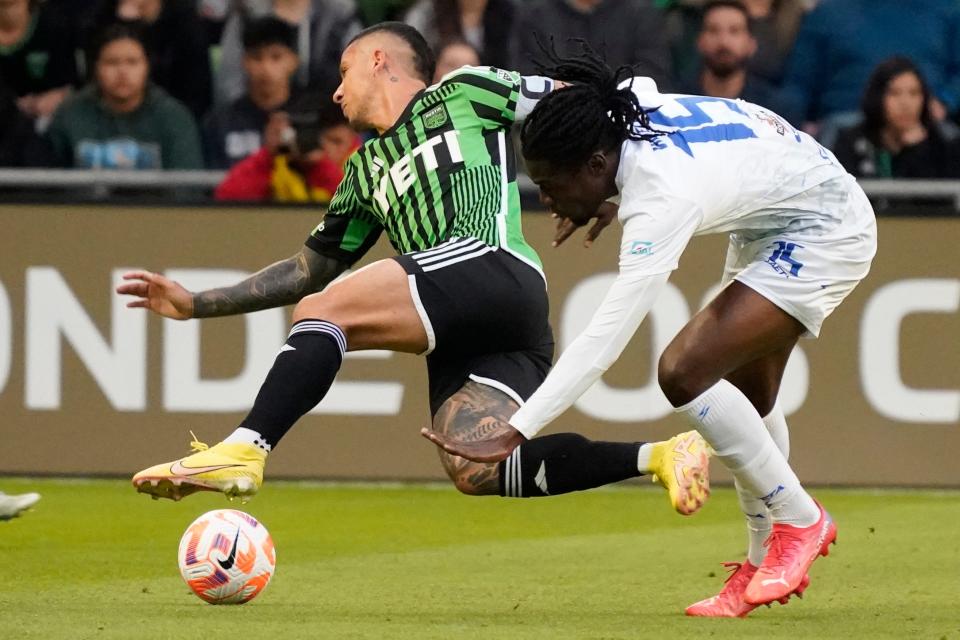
[{"xmin": 394, "ymin": 238, "xmax": 555, "ymax": 416}]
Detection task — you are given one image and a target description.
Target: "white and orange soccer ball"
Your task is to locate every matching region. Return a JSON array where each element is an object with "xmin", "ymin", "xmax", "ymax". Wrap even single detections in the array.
[{"xmin": 177, "ymin": 509, "xmax": 276, "ymax": 604}]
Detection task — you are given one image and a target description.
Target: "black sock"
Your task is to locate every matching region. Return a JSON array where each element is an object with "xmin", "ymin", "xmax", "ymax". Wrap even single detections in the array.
[
  {"xmin": 238, "ymin": 319, "xmax": 345, "ymax": 448},
  {"xmin": 498, "ymin": 433, "xmax": 644, "ymax": 497}
]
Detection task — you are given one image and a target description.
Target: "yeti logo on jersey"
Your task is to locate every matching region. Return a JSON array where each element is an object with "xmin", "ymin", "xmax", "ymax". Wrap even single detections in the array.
[
  {"xmin": 422, "ymin": 105, "xmax": 448, "ymax": 129},
  {"xmin": 372, "ymin": 131, "xmax": 464, "ymax": 215},
  {"xmin": 766, "ymin": 241, "xmax": 804, "ymax": 277},
  {"xmin": 629, "ymin": 240, "xmax": 655, "ymax": 256}
]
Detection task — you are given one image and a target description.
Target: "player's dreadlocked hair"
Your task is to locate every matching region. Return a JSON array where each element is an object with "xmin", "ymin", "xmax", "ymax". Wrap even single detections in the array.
[{"xmin": 521, "ymin": 38, "xmax": 660, "ymax": 170}]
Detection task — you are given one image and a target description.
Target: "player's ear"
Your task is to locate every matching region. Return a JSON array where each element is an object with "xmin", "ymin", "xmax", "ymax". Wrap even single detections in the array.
[
  {"xmin": 371, "ymin": 48, "xmax": 387, "ymax": 73},
  {"xmin": 587, "ymin": 152, "xmax": 607, "ymax": 176}
]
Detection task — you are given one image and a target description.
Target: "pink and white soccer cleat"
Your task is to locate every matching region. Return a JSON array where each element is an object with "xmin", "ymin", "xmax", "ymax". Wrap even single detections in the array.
[
  {"xmin": 686, "ymin": 560, "xmax": 811, "ymax": 617},
  {"xmin": 744, "ymin": 500, "xmax": 836, "ymax": 606}
]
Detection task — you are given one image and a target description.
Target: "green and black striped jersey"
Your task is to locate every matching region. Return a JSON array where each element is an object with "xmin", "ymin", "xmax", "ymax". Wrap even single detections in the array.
[{"xmin": 306, "ymin": 66, "xmax": 553, "ymax": 272}]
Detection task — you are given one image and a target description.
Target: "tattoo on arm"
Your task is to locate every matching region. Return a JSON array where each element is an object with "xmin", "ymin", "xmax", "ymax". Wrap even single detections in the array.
[
  {"xmin": 432, "ymin": 382, "xmax": 519, "ymax": 495},
  {"xmin": 192, "ymin": 247, "xmax": 347, "ymax": 318}
]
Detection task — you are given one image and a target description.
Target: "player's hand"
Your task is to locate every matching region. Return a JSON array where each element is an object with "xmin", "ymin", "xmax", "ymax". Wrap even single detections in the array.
[
  {"xmin": 116, "ymin": 270, "xmax": 194, "ymax": 320},
  {"xmin": 551, "ymin": 201, "xmax": 617, "ymax": 248},
  {"xmin": 419, "ymin": 426, "xmax": 526, "ymax": 462}
]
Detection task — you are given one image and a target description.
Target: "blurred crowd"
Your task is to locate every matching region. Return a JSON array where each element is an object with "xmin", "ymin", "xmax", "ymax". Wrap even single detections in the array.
[{"xmin": 2, "ymin": 0, "xmax": 960, "ymax": 205}]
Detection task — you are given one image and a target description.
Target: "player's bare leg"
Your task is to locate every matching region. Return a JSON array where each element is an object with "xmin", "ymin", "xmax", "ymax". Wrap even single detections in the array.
[
  {"xmin": 291, "ymin": 259, "xmax": 427, "ymax": 352},
  {"xmin": 723, "ymin": 343, "xmax": 795, "ymax": 417},
  {"xmin": 660, "ymin": 281, "xmax": 835, "ymax": 607},
  {"xmin": 132, "ymin": 258, "xmax": 427, "ymax": 501},
  {"xmin": 430, "ymin": 381, "xmax": 710, "ymax": 513},
  {"xmin": 659, "ymin": 283, "xmax": 804, "ymax": 403},
  {"xmin": 431, "ymin": 382, "xmax": 513, "ymax": 495}
]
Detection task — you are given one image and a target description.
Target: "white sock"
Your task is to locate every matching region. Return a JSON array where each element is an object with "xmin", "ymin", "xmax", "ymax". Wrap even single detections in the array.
[
  {"xmin": 739, "ymin": 400, "xmax": 791, "ymax": 565},
  {"xmin": 737, "ymin": 478, "xmax": 770, "ymax": 566},
  {"xmin": 636, "ymin": 443, "xmax": 653, "ymax": 473},
  {"xmin": 223, "ymin": 427, "xmax": 272, "ymax": 453},
  {"xmin": 675, "ymin": 380, "xmax": 817, "ymax": 527},
  {"xmin": 762, "ymin": 399, "xmax": 790, "ymax": 460}
]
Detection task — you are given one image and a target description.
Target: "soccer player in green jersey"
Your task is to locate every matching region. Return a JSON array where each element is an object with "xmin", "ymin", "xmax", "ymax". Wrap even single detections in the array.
[{"xmin": 119, "ymin": 23, "xmax": 709, "ymax": 512}]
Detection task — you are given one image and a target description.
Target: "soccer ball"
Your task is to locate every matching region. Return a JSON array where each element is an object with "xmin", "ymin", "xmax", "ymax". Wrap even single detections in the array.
[{"xmin": 177, "ymin": 509, "xmax": 276, "ymax": 604}]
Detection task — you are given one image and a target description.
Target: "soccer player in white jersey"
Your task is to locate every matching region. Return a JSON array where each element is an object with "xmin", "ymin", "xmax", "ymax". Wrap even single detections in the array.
[{"xmin": 423, "ymin": 41, "xmax": 877, "ymax": 616}]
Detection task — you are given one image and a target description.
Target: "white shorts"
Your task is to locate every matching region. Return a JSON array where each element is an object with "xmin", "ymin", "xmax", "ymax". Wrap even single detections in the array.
[{"xmin": 721, "ymin": 178, "xmax": 878, "ymax": 337}]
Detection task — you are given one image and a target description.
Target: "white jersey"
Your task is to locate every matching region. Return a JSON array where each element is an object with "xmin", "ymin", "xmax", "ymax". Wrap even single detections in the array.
[
  {"xmin": 509, "ymin": 79, "xmax": 874, "ymax": 439},
  {"xmin": 610, "ymin": 77, "xmax": 851, "ymax": 279}
]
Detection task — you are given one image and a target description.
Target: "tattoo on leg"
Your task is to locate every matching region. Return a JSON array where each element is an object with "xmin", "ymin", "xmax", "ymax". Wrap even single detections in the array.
[{"xmin": 433, "ymin": 382, "xmax": 518, "ymax": 496}]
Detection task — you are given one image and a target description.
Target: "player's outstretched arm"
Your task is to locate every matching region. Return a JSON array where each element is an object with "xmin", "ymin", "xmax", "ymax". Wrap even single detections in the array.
[
  {"xmin": 420, "ymin": 425, "xmax": 525, "ymax": 463},
  {"xmin": 116, "ymin": 246, "xmax": 348, "ymax": 319}
]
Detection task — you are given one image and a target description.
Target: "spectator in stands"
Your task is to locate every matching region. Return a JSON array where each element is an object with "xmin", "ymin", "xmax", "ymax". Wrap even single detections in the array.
[
  {"xmin": 46, "ymin": 22, "xmax": 203, "ymax": 170},
  {"xmin": 203, "ymin": 16, "xmax": 301, "ymax": 169},
  {"xmin": 404, "ymin": 0, "xmax": 515, "ymax": 70},
  {"xmin": 738, "ymin": 0, "xmax": 806, "ymax": 85},
  {"xmin": 832, "ymin": 57, "xmax": 960, "ymax": 179},
  {"xmin": 678, "ymin": 1, "xmax": 799, "ymax": 124},
  {"xmin": 0, "ymin": 0, "xmax": 78, "ymax": 130},
  {"xmin": 433, "ymin": 38, "xmax": 480, "ymax": 82},
  {"xmin": 215, "ymin": 0, "xmax": 361, "ymax": 107},
  {"xmin": 215, "ymin": 102, "xmax": 360, "ymax": 202},
  {"xmin": 0, "ymin": 84, "xmax": 52, "ymax": 166},
  {"xmin": 666, "ymin": 0, "xmax": 807, "ymax": 87},
  {"xmin": 781, "ymin": 0, "xmax": 960, "ymax": 140},
  {"xmin": 511, "ymin": 0, "xmax": 671, "ymax": 89},
  {"xmin": 89, "ymin": 0, "xmax": 213, "ymax": 120},
  {"xmin": 197, "ymin": 0, "xmax": 230, "ymax": 45}
]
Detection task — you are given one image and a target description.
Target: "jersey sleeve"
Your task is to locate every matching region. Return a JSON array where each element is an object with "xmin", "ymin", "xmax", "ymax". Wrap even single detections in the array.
[
  {"xmin": 510, "ymin": 269, "xmax": 672, "ymax": 439},
  {"xmin": 304, "ymin": 158, "xmax": 383, "ymax": 266},
  {"xmin": 440, "ymin": 66, "xmax": 554, "ymax": 127},
  {"xmin": 508, "ymin": 199, "xmax": 702, "ymax": 439},
  {"xmin": 614, "ymin": 162, "xmax": 703, "ymax": 278}
]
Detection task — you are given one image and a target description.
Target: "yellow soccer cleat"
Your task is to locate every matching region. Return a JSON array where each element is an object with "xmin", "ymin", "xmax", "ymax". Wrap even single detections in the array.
[
  {"xmin": 649, "ymin": 430, "xmax": 711, "ymax": 515},
  {"xmin": 132, "ymin": 433, "xmax": 266, "ymax": 503}
]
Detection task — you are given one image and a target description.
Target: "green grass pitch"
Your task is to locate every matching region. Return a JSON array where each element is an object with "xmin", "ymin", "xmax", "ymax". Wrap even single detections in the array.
[{"xmin": 3, "ymin": 478, "xmax": 959, "ymax": 639}]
